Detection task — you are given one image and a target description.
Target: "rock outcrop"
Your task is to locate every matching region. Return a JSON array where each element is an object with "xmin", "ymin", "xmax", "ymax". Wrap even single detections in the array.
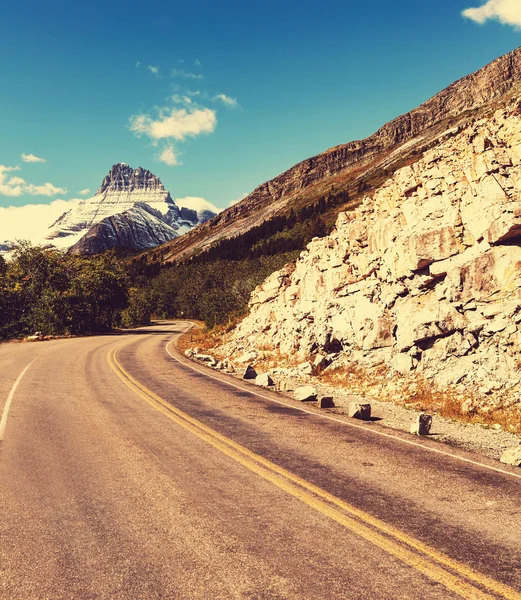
[
  {"xmin": 217, "ymin": 97, "xmax": 521, "ymax": 413},
  {"xmin": 46, "ymin": 163, "xmax": 215, "ymax": 254}
]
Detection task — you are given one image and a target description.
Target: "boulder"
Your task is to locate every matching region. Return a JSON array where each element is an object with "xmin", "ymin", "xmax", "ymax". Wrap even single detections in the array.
[
  {"xmin": 294, "ymin": 386, "xmax": 317, "ymax": 402},
  {"xmin": 255, "ymin": 373, "xmax": 274, "ymax": 387},
  {"xmin": 194, "ymin": 354, "xmax": 218, "ymax": 367},
  {"xmin": 348, "ymin": 402, "xmax": 372, "ymax": 420},
  {"xmin": 317, "ymin": 396, "xmax": 335, "ymax": 408},
  {"xmin": 237, "ymin": 351, "xmax": 258, "ymax": 364},
  {"xmin": 410, "ymin": 413, "xmax": 433, "ymax": 435},
  {"xmin": 500, "ymin": 445, "xmax": 521, "ymax": 467},
  {"xmin": 298, "ymin": 361, "xmax": 316, "ymax": 376},
  {"xmin": 243, "ymin": 365, "xmax": 258, "ymax": 380},
  {"xmin": 313, "ymin": 354, "xmax": 330, "ymax": 371}
]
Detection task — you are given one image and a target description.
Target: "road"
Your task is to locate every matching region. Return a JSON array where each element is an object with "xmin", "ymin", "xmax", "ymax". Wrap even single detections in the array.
[{"xmin": 1, "ymin": 321, "xmax": 521, "ymax": 600}]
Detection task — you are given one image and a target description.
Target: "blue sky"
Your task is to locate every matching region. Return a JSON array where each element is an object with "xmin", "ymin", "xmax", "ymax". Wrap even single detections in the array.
[{"xmin": 0, "ymin": 0, "xmax": 520, "ymax": 236}]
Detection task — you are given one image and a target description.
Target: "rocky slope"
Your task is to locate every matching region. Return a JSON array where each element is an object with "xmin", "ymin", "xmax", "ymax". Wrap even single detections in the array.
[
  {"xmin": 215, "ymin": 95, "xmax": 521, "ymax": 416},
  {"xmin": 46, "ymin": 163, "xmax": 214, "ymax": 253},
  {"xmin": 68, "ymin": 203, "xmax": 188, "ymax": 254},
  {"xmin": 144, "ymin": 46, "xmax": 521, "ymax": 265}
]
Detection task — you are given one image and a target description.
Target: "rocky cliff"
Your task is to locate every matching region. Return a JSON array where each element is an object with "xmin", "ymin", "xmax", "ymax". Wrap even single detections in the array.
[
  {"xmin": 147, "ymin": 46, "xmax": 521, "ymax": 265},
  {"xmin": 216, "ymin": 95, "xmax": 521, "ymax": 414},
  {"xmin": 46, "ymin": 163, "xmax": 214, "ymax": 253}
]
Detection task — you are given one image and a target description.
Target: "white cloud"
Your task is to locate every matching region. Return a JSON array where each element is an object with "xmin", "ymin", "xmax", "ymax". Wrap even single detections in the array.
[
  {"xmin": 21, "ymin": 153, "xmax": 46, "ymax": 163},
  {"xmin": 148, "ymin": 65, "xmax": 159, "ymax": 75},
  {"xmin": 175, "ymin": 196, "xmax": 221, "ymax": 216},
  {"xmin": 0, "ymin": 164, "xmax": 66, "ymax": 197},
  {"xmin": 0, "ymin": 198, "xmax": 80, "ymax": 244},
  {"xmin": 194, "ymin": 59, "xmax": 202, "ymax": 67},
  {"xmin": 171, "ymin": 68, "xmax": 204, "ymax": 80},
  {"xmin": 214, "ymin": 93, "xmax": 239, "ymax": 108},
  {"xmin": 136, "ymin": 61, "xmax": 141, "ymax": 68},
  {"xmin": 462, "ymin": 0, "xmax": 521, "ymax": 27},
  {"xmin": 130, "ymin": 106, "xmax": 217, "ymax": 142},
  {"xmin": 158, "ymin": 145, "xmax": 180, "ymax": 166},
  {"xmin": 78, "ymin": 188, "xmax": 91, "ymax": 196}
]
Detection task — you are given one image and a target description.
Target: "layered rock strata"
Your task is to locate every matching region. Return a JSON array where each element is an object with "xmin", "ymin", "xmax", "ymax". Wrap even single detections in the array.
[{"xmin": 217, "ymin": 98, "xmax": 521, "ymax": 413}]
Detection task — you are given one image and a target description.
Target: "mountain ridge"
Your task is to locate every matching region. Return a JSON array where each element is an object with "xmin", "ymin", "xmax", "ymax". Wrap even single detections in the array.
[
  {"xmin": 140, "ymin": 46, "xmax": 521, "ymax": 266},
  {"xmin": 45, "ymin": 163, "xmax": 216, "ymax": 254}
]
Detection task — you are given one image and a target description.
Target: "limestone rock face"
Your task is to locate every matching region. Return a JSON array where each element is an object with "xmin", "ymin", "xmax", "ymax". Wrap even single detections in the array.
[{"xmin": 218, "ymin": 98, "xmax": 521, "ymax": 410}]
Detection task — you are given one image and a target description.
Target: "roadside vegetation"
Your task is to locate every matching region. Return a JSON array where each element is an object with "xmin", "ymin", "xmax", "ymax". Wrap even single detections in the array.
[{"xmin": 0, "ymin": 243, "xmax": 143, "ymax": 340}]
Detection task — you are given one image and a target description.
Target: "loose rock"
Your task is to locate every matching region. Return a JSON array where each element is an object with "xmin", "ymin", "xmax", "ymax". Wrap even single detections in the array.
[
  {"xmin": 348, "ymin": 402, "xmax": 372, "ymax": 420},
  {"xmin": 317, "ymin": 396, "xmax": 335, "ymax": 409},
  {"xmin": 255, "ymin": 373, "xmax": 274, "ymax": 387},
  {"xmin": 410, "ymin": 413, "xmax": 433, "ymax": 436},
  {"xmin": 243, "ymin": 365, "xmax": 258, "ymax": 380},
  {"xmin": 294, "ymin": 386, "xmax": 318, "ymax": 402},
  {"xmin": 500, "ymin": 445, "xmax": 521, "ymax": 467}
]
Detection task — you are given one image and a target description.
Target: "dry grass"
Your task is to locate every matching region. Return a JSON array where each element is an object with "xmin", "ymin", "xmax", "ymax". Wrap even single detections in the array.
[
  {"xmin": 317, "ymin": 363, "xmax": 521, "ymax": 434},
  {"xmin": 176, "ymin": 315, "xmax": 246, "ymax": 357},
  {"xmin": 176, "ymin": 320, "xmax": 218, "ymax": 355}
]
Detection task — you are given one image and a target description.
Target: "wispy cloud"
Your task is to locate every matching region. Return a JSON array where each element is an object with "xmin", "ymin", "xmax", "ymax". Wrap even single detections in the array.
[
  {"xmin": 21, "ymin": 153, "xmax": 46, "ymax": 163},
  {"xmin": 25, "ymin": 183, "xmax": 67, "ymax": 196},
  {"xmin": 213, "ymin": 93, "xmax": 239, "ymax": 108},
  {"xmin": 194, "ymin": 59, "xmax": 202, "ymax": 67},
  {"xmin": 148, "ymin": 65, "xmax": 159, "ymax": 75},
  {"xmin": 158, "ymin": 145, "xmax": 180, "ymax": 166},
  {"xmin": 171, "ymin": 68, "xmax": 204, "ymax": 80},
  {"xmin": 0, "ymin": 198, "xmax": 80, "ymax": 244},
  {"xmin": 462, "ymin": 0, "xmax": 521, "ymax": 28},
  {"xmin": 136, "ymin": 61, "xmax": 141, "ymax": 68},
  {"xmin": 0, "ymin": 164, "xmax": 66, "ymax": 197},
  {"xmin": 79, "ymin": 188, "xmax": 91, "ymax": 196}
]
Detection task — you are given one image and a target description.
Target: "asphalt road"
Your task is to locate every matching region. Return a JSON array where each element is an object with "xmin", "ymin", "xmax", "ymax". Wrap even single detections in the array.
[{"xmin": 1, "ymin": 321, "xmax": 521, "ymax": 600}]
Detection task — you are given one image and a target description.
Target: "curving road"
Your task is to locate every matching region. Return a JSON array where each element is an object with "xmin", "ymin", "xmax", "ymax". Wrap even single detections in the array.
[{"xmin": 1, "ymin": 321, "xmax": 521, "ymax": 600}]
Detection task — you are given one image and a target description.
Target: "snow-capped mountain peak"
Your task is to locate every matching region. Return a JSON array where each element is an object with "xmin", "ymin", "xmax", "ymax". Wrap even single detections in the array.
[{"xmin": 45, "ymin": 163, "xmax": 214, "ymax": 252}]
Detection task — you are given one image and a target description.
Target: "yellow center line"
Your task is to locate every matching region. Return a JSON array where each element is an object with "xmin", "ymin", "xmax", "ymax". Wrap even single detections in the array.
[{"xmin": 108, "ymin": 343, "xmax": 521, "ymax": 600}]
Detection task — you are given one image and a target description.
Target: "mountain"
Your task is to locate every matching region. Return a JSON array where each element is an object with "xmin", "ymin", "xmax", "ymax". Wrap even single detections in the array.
[
  {"xmin": 140, "ymin": 46, "xmax": 521, "ymax": 266},
  {"xmin": 209, "ymin": 52, "xmax": 521, "ymax": 414},
  {"xmin": 46, "ymin": 163, "xmax": 215, "ymax": 254},
  {"xmin": 68, "ymin": 203, "xmax": 188, "ymax": 255}
]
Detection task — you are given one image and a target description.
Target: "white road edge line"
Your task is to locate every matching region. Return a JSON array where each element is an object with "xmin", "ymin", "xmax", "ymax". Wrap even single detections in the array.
[
  {"xmin": 0, "ymin": 359, "xmax": 37, "ymax": 441},
  {"xmin": 165, "ymin": 331, "xmax": 521, "ymax": 482}
]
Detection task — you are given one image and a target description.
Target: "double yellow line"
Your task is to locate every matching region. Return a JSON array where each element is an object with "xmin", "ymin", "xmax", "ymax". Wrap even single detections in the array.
[{"xmin": 109, "ymin": 344, "xmax": 521, "ymax": 600}]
